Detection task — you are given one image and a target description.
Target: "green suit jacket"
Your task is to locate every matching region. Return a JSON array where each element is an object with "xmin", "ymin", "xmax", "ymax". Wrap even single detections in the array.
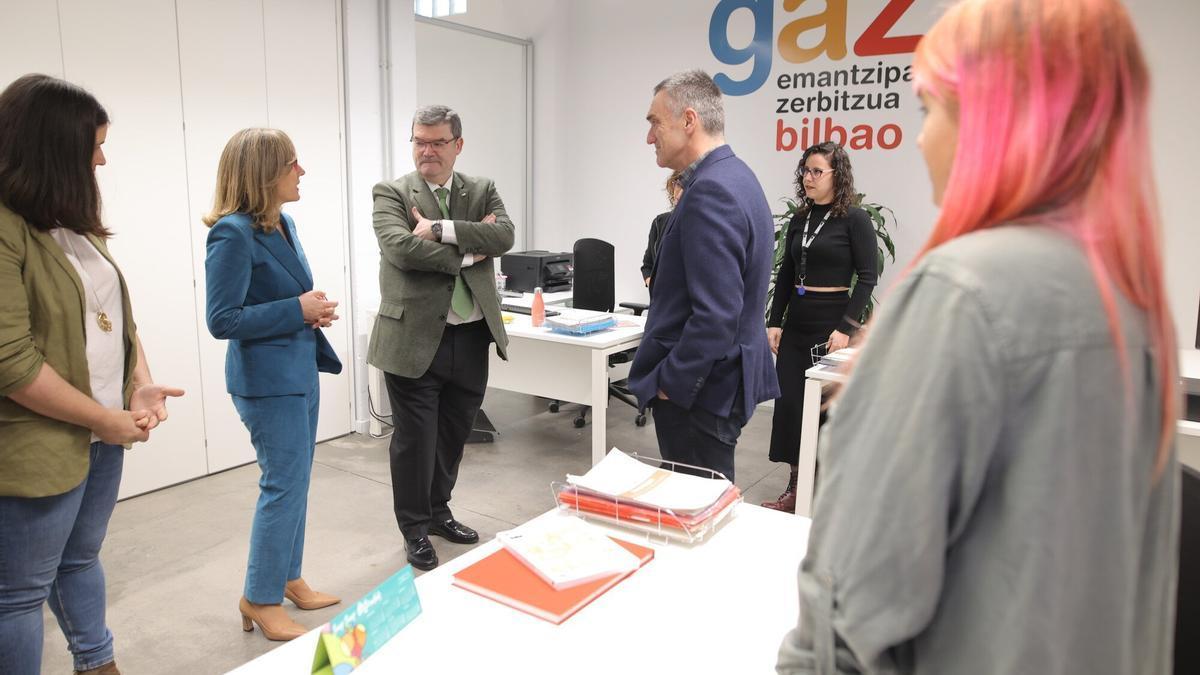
[
  {"xmin": 368, "ymin": 171, "xmax": 514, "ymax": 378},
  {"xmin": 0, "ymin": 203, "xmax": 139, "ymax": 497}
]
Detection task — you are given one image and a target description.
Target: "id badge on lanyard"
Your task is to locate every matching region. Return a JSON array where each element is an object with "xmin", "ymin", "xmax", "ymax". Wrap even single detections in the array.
[{"xmin": 797, "ymin": 208, "xmax": 832, "ymax": 296}]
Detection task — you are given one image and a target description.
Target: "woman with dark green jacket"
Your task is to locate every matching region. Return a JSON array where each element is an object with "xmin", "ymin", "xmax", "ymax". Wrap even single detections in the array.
[{"xmin": 0, "ymin": 74, "xmax": 183, "ymax": 675}]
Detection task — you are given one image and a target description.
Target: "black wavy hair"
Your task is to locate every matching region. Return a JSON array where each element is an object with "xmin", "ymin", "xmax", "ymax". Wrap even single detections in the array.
[
  {"xmin": 0, "ymin": 74, "xmax": 111, "ymax": 236},
  {"xmin": 793, "ymin": 141, "xmax": 856, "ymax": 219}
]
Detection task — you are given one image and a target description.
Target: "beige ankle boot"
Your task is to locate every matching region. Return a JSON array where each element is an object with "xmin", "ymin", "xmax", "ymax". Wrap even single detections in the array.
[{"xmin": 284, "ymin": 577, "xmax": 341, "ymax": 610}]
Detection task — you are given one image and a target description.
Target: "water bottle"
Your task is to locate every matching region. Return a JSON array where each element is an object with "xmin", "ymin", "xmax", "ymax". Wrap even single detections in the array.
[{"xmin": 531, "ymin": 287, "xmax": 545, "ymax": 327}]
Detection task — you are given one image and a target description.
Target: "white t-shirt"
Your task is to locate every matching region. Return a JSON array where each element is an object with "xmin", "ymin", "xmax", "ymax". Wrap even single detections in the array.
[{"xmin": 50, "ymin": 229, "xmax": 126, "ymax": 439}]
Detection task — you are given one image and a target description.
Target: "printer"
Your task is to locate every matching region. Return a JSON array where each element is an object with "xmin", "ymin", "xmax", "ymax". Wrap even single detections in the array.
[{"xmin": 501, "ymin": 250, "xmax": 574, "ymax": 293}]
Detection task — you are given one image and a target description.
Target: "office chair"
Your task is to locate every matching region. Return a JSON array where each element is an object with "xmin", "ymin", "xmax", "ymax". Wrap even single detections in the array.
[{"xmin": 547, "ymin": 237, "xmax": 646, "ymax": 427}]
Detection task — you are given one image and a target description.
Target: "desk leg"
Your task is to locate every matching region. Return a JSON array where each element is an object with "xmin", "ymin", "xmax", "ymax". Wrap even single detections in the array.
[
  {"xmin": 795, "ymin": 378, "xmax": 823, "ymax": 517},
  {"xmin": 591, "ymin": 350, "xmax": 608, "ymax": 465}
]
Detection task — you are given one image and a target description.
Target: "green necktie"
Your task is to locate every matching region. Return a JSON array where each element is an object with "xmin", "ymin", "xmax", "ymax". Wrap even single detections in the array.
[{"xmin": 437, "ymin": 187, "xmax": 474, "ymax": 320}]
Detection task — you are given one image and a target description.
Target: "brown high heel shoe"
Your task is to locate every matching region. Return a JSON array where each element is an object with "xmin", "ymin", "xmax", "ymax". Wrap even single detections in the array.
[
  {"xmin": 285, "ymin": 577, "xmax": 341, "ymax": 610},
  {"xmin": 239, "ymin": 597, "xmax": 307, "ymax": 641}
]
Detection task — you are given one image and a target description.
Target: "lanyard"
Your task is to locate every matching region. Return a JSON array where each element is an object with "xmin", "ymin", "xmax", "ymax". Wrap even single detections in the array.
[{"xmin": 796, "ymin": 207, "xmax": 832, "ymax": 295}]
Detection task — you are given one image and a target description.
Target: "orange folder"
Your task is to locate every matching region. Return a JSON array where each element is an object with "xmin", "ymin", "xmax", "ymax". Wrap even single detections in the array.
[
  {"xmin": 556, "ymin": 485, "xmax": 741, "ymax": 531},
  {"xmin": 451, "ymin": 536, "xmax": 654, "ymax": 624}
]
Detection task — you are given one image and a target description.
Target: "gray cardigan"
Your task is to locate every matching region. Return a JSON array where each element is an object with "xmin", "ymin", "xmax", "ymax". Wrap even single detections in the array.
[{"xmin": 777, "ymin": 226, "xmax": 1179, "ymax": 674}]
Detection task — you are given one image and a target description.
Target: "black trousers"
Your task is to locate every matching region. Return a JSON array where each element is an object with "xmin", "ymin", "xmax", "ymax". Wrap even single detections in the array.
[
  {"xmin": 768, "ymin": 290, "xmax": 848, "ymax": 464},
  {"xmin": 383, "ymin": 320, "xmax": 490, "ymax": 539},
  {"xmin": 650, "ymin": 387, "xmax": 746, "ymax": 483}
]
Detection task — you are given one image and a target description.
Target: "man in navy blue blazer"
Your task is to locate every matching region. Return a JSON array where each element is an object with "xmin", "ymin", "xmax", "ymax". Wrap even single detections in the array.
[{"xmin": 628, "ymin": 70, "xmax": 780, "ymax": 483}]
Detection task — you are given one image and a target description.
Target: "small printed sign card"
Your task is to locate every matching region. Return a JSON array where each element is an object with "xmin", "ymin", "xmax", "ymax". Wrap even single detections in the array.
[{"xmin": 311, "ymin": 565, "xmax": 422, "ymax": 675}]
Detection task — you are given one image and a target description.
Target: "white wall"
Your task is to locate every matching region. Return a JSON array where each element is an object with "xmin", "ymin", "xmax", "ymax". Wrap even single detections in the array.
[
  {"xmin": 1131, "ymin": 2, "xmax": 1200, "ymax": 347},
  {"xmin": 0, "ymin": 0, "xmax": 354, "ymax": 497},
  {"xmin": 454, "ymin": 1, "xmax": 940, "ymax": 309},
  {"xmin": 414, "ymin": 19, "xmax": 529, "ymax": 249},
  {"xmin": 447, "ymin": 0, "xmax": 1200, "ymax": 349}
]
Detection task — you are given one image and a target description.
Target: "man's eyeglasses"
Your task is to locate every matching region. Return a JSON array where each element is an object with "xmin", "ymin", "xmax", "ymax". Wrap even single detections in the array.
[
  {"xmin": 800, "ymin": 167, "xmax": 834, "ymax": 179},
  {"xmin": 411, "ymin": 137, "xmax": 458, "ymax": 151}
]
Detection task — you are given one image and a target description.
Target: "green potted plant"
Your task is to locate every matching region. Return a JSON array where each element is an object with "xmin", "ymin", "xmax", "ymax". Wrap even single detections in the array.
[{"xmin": 765, "ymin": 193, "xmax": 897, "ymax": 324}]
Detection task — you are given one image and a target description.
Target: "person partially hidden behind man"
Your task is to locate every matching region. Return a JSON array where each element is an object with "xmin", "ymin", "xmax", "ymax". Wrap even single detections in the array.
[
  {"xmin": 368, "ymin": 105, "xmax": 514, "ymax": 570},
  {"xmin": 627, "ymin": 70, "xmax": 780, "ymax": 483},
  {"xmin": 640, "ymin": 169, "xmax": 683, "ymax": 287}
]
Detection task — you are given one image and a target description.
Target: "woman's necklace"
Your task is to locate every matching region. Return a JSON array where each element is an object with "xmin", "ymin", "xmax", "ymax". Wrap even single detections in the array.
[{"xmin": 61, "ymin": 232, "xmax": 114, "ymax": 333}]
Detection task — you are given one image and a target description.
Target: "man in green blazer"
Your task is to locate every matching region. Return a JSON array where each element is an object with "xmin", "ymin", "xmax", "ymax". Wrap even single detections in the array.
[{"xmin": 368, "ymin": 105, "xmax": 514, "ymax": 570}]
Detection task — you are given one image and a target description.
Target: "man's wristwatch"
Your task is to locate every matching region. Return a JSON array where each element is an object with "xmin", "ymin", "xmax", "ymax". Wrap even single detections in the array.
[{"xmin": 431, "ymin": 221, "xmax": 443, "ymax": 242}]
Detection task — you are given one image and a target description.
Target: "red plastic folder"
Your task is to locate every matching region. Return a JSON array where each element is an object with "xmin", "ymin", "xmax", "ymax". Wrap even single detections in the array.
[
  {"xmin": 451, "ymin": 537, "xmax": 654, "ymax": 624},
  {"xmin": 556, "ymin": 485, "xmax": 742, "ymax": 530}
]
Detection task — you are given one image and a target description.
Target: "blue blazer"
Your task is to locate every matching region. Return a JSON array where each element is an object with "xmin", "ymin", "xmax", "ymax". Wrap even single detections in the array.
[
  {"xmin": 205, "ymin": 212, "xmax": 341, "ymax": 397},
  {"xmin": 628, "ymin": 145, "xmax": 781, "ymax": 417}
]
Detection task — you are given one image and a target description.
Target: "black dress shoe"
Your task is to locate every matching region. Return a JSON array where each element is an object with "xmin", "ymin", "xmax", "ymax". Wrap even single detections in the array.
[
  {"xmin": 404, "ymin": 535, "xmax": 438, "ymax": 571},
  {"xmin": 428, "ymin": 518, "xmax": 479, "ymax": 544}
]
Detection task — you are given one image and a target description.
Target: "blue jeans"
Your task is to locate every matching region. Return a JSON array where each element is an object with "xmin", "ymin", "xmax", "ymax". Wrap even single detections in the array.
[
  {"xmin": 232, "ymin": 374, "xmax": 320, "ymax": 604},
  {"xmin": 650, "ymin": 389, "xmax": 747, "ymax": 483},
  {"xmin": 0, "ymin": 442, "xmax": 124, "ymax": 674}
]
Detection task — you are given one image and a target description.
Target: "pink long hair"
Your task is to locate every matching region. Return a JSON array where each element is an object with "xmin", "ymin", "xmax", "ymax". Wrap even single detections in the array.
[{"xmin": 912, "ymin": 0, "xmax": 1177, "ymax": 475}]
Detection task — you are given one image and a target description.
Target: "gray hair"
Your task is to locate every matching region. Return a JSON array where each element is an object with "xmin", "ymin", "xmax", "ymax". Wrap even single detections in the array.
[
  {"xmin": 653, "ymin": 70, "xmax": 724, "ymax": 136},
  {"xmin": 412, "ymin": 104, "xmax": 462, "ymax": 138}
]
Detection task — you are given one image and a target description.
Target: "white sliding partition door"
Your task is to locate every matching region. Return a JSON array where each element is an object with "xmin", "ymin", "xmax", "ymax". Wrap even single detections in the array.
[
  {"xmin": 179, "ymin": 0, "xmax": 353, "ymax": 474},
  {"xmin": 0, "ymin": 0, "xmax": 61, "ymax": 83},
  {"xmin": 176, "ymin": 0, "xmax": 269, "ymax": 474},
  {"xmin": 0, "ymin": 0, "xmax": 353, "ymax": 496},
  {"xmin": 56, "ymin": 0, "xmax": 209, "ymax": 497},
  {"xmin": 263, "ymin": 0, "xmax": 353, "ymax": 445}
]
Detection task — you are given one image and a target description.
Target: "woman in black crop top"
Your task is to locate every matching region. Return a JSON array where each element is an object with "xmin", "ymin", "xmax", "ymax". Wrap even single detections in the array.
[{"xmin": 762, "ymin": 142, "xmax": 877, "ymax": 513}]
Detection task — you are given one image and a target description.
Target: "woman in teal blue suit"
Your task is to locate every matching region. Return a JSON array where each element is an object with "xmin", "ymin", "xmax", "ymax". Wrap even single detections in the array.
[{"xmin": 203, "ymin": 128, "xmax": 342, "ymax": 642}]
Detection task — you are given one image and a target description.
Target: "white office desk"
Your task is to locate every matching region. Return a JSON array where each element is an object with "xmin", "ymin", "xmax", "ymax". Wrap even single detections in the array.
[
  {"xmin": 230, "ymin": 504, "xmax": 811, "ymax": 675},
  {"xmin": 365, "ymin": 303, "xmax": 642, "ymax": 459},
  {"xmin": 1178, "ymin": 349, "xmax": 1200, "ymax": 470},
  {"xmin": 490, "ymin": 308, "xmax": 645, "ymax": 465},
  {"xmin": 798, "ymin": 348, "xmax": 1200, "ymax": 514},
  {"xmin": 794, "ymin": 363, "xmax": 846, "ymax": 518}
]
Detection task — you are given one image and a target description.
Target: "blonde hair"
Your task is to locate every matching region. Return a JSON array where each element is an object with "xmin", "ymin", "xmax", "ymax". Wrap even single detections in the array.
[{"xmin": 202, "ymin": 128, "xmax": 296, "ymax": 232}]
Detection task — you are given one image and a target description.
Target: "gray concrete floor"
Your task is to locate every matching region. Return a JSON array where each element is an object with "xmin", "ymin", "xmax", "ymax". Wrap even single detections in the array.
[{"xmin": 40, "ymin": 389, "xmax": 789, "ymax": 674}]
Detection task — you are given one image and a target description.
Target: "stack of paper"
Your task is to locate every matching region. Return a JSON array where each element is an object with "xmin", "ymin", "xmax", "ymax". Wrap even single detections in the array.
[
  {"xmin": 556, "ymin": 449, "xmax": 741, "ymax": 538},
  {"xmin": 544, "ymin": 314, "xmax": 616, "ymax": 335},
  {"xmin": 495, "ymin": 515, "xmax": 642, "ymax": 589},
  {"xmin": 452, "ymin": 518, "xmax": 654, "ymax": 625}
]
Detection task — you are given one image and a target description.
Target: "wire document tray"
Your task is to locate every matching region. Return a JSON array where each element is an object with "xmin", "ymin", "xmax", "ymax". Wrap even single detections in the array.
[{"xmin": 552, "ymin": 455, "xmax": 741, "ymax": 545}]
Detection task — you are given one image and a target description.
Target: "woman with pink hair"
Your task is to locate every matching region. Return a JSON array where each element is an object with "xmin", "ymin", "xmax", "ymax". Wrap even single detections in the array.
[{"xmin": 776, "ymin": 0, "xmax": 1178, "ymax": 672}]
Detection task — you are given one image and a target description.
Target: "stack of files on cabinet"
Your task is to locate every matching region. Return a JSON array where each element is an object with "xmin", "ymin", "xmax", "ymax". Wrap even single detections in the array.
[
  {"xmin": 553, "ymin": 449, "xmax": 742, "ymax": 543},
  {"xmin": 451, "ymin": 513, "xmax": 654, "ymax": 624}
]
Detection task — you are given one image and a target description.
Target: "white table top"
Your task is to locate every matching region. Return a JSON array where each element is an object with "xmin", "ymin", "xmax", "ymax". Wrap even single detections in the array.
[
  {"xmin": 1180, "ymin": 348, "xmax": 1200, "ymax": 392},
  {"xmin": 230, "ymin": 505, "xmax": 811, "ymax": 675},
  {"xmin": 502, "ymin": 307, "xmax": 645, "ymax": 349},
  {"xmin": 813, "ymin": 349, "xmax": 1200, "ymax": 383}
]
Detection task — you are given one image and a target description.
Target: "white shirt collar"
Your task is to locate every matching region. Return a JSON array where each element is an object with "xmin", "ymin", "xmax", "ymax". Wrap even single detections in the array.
[{"xmin": 425, "ymin": 176, "xmax": 453, "ymax": 195}]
